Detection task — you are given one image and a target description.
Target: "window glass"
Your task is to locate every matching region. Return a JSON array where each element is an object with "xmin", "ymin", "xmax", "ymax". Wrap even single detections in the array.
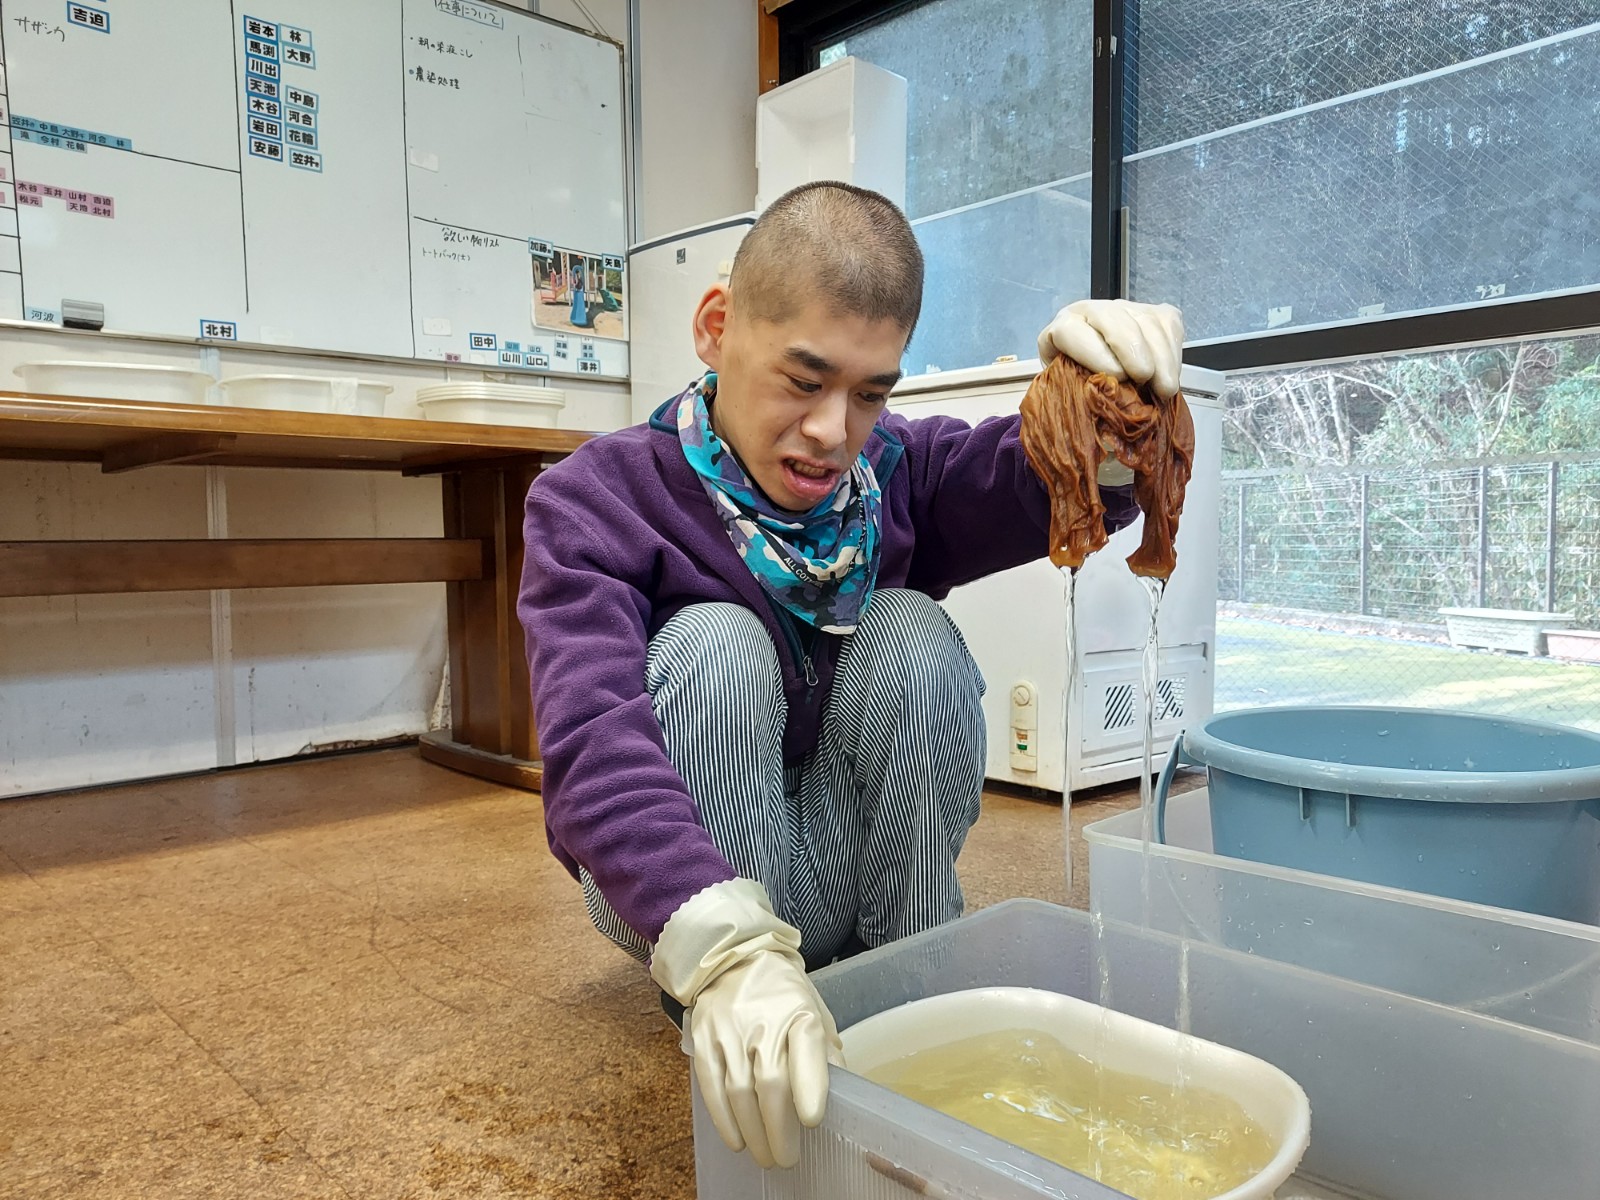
[
  {"xmin": 1217, "ymin": 332, "xmax": 1600, "ymax": 728},
  {"xmin": 1127, "ymin": 7, "xmax": 1600, "ymax": 340},
  {"xmin": 822, "ymin": 0, "xmax": 1094, "ymax": 372}
]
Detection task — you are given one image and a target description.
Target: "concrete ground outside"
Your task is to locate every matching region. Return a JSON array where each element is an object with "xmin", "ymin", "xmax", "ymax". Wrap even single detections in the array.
[{"xmin": 1216, "ymin": 616, "xmax": 1600, "ymax": 732}]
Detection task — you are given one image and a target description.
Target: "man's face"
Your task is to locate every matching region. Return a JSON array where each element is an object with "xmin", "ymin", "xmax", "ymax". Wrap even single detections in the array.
[{"xmin": 691, "ymin": 284, "xmax": 908, "ymax": 513}]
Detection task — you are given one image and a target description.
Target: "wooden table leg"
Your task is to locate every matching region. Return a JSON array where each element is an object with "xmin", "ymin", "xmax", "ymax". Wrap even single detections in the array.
[{"xmin": 419, "ymin": 461, "xmax": 546, "ymax": 790}]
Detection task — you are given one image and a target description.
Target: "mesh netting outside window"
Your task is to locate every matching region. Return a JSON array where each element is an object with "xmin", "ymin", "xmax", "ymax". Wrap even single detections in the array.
[{"xmin": 1217, "ymin": 334, "xmax": 1600, "ymax": 731}]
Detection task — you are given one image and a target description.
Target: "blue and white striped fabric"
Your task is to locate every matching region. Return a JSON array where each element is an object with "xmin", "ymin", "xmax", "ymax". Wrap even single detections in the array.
[{"xmin": 580, "ymin": 589, "xmax": 986, "ymax": 967}]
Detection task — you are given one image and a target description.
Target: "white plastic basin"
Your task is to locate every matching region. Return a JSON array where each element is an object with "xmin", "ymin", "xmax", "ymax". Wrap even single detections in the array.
[
  {"xmin": 842, "ymin": 986, "xmax": 1311, "ymax": 1200},
  {"xmin": 16, "ymin": 360, "xmax": 213, "ymax": 405},
  {"xmin": 218, "ymin": 373, "xmax": 390, "ymax": 417},
  {"xmin": 414, "ymin": 383, "xmax": 566, "ymax": 427}
]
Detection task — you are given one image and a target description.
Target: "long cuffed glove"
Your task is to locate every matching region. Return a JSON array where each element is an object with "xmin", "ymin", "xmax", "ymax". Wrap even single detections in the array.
[
  {"xmin": 650, "ymin": 878, "xmax": 844, "ymax": 1170},
  {"xmin": 1037, "ymin": 299, "xmax": 1186, "ymax": 487}
]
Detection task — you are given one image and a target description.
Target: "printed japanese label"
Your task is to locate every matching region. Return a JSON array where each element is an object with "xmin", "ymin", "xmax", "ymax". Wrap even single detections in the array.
[
  {"xmin": 66, "ymin": 5, "xmax": 110, "ymax": 33},
  {"xmin": 10, "ymin": 115, "xmax": 131, "ymax": 150},
  {"xmin": 16, "ymin": 180, "xmax": 114, "ymax": 216}
]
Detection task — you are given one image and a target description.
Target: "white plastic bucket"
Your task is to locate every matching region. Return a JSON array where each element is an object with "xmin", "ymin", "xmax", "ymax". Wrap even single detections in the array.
[
  {"xmin": 414, "ymin": 383, "xmax": 566, "ymax": 427},
  {"xmin": 218, "ymin": 373, "xmax": 391, "ymax": 417},
  {"xmin": 842, "ymin": 986, "xmax": 1311, "ymax": 1200},
  {"xmin": 15, "ymin": 360, "xmax": 214, "ymax": 406}
]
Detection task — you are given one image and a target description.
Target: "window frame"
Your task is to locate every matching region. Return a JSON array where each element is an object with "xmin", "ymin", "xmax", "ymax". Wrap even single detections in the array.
[{"xmin": 773, "ymin": 0, "xmax": 1600, "ymax": 372}]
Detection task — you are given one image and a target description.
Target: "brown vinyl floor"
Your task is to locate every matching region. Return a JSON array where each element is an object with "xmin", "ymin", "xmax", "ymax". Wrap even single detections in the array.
[{"xmin": 0, "ymin": 747, "xmax": 1166, "ymax": 1199}]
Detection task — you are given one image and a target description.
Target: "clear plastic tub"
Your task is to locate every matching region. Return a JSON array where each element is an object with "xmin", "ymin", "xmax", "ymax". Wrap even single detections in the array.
[
  {"xmin": 414, "ymin": 383, "xmax": 566, "ymax": 427},
  {"xmin": 217, "ymin": 373, "xmax": 390, "ymax": 416},
  {"xmin": 692, "ymin": 899, "xmax": 1600, "ymax": 1200},
  {"xmin": 15, "ymin": 360, "xmax": 213, "ymax": 405},
  {"xmin": 1087, "ymin": 790, "xmax": 1600, "ymax": 1045}
]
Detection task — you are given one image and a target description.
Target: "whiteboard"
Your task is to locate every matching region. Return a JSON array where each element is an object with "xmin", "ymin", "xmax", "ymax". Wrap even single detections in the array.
[{"xmin": 0, "ymin": 0, "xmax": 629, "ymax": 379}]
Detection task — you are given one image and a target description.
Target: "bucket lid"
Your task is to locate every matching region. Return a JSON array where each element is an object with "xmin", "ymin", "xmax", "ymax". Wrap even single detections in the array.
[{"xmin": 1186, "ymin": 705, "xmax": 1600, "ymax": 804}]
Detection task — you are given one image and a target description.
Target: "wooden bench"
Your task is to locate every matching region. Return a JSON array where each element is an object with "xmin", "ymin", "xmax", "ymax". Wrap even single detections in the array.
[{"xmin": 0, "ymin": 390, "xmax": 594, "ymax": 789}]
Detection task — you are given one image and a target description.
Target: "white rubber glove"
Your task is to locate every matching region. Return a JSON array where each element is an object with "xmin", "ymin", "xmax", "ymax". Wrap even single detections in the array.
[
  {"xmin": 650, "ymin": 878, "xmax": 844, "ymax": 1170},
  {"xmin": 1037, "ymin": 299, "xmax": 1185, "ymax": 401},
  {"xmin": 1037, "ymin": 299, "xmax": 1184, "ymax": 488}
]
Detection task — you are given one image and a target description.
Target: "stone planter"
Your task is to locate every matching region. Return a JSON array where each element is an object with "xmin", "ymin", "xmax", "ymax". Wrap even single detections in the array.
[
  {"xmin": 1439, "ymin": 607, "xmax": 1576, "ymax": 656},
  {"xmin": 1546, "ymin": 629, "xmax": 1600, "ymax": 664}
]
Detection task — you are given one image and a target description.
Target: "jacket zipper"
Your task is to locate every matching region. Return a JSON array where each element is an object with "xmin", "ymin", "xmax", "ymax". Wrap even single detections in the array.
[
  {"xmin": 765, "ymin": 597, "xmax": 820, "ymax": 693},
  {"xmin": 797, "ymin": 621, "xmax": 821, "ymax": 694}
]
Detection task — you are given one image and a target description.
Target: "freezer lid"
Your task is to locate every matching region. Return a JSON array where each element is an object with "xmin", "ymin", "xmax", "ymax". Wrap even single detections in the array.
[
  {"xmin": 892, "ymin": 357, "xmax": 1226, "ymax": 406},
  {"xmin": 628, "ymin": 213, "xmax": 757, "ymax": 258}
]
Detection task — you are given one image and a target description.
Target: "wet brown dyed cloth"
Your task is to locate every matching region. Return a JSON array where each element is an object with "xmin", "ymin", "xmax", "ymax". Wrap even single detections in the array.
[{"xmin": 1019, "ymin": 356, "xmax": 1195, "ymax": 578}]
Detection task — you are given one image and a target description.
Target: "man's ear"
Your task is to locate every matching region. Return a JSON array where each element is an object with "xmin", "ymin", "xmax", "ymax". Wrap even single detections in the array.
[{"xmin": 692, "ymin": 282, "xmax": 731, "ymax": 371}]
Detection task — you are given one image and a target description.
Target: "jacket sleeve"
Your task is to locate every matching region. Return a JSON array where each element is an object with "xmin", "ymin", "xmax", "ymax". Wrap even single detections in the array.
[
  {"xmin": 517, "ymin": 482, "xmax": 737, "ymax": 944},
  {"xmin": 886, "ymin": 410, "xmax": 1139, "ymax": 597}
]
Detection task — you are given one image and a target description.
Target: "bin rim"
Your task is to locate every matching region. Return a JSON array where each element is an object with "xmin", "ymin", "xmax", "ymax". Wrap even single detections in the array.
[{"xmin": 1187, "ymin": 705, "xmax": 1600, "ymax": 805}]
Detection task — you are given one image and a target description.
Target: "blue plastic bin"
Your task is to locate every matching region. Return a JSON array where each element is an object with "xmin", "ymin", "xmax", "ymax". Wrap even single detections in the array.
[{"xmin": 1155, "ymin": 706, "xmax": 1600, "ymax": 923}]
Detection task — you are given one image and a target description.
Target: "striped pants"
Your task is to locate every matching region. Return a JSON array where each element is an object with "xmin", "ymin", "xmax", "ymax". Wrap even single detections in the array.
[{"xmin": 582, "ymin": 588, "xmax": 987, "ymax": 968}]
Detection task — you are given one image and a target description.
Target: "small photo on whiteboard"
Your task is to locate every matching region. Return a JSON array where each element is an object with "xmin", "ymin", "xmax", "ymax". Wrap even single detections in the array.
[{"xmin": 531, "ymin": 245, "xmax": 624, "ymax": 341}]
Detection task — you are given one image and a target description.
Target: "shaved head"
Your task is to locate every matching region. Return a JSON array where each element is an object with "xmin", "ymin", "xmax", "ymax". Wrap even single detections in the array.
[{"xmin": 730, "ymin": 181, "xmax": 924, "ymax": 335}]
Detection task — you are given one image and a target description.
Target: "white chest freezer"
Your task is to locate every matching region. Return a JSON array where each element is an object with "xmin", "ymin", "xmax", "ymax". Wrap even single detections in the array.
[
  {"xmin": 891, "ymin": 359, "xmax": 1226, "ymax": 793},
  {"xmin": 627, "ymin": 215, "xmax": 754, "ymax": 425}
]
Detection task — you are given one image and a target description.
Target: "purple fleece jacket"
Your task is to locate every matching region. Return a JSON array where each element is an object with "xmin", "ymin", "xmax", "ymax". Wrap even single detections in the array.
[{"xmin": 517, "ymin": 386, "xmax": 1138, "ymax": 943}]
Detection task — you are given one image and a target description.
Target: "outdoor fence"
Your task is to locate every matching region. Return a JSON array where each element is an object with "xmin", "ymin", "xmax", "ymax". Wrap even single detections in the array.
[{"xmin": 1220, "ymin": 455, "xmax": 1600, "ymax": 627}]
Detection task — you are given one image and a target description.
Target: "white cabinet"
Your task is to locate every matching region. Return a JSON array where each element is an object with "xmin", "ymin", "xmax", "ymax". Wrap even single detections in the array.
[{"xmin": 756, "ymin": 57, "xmax": 907, "ymax": 210}]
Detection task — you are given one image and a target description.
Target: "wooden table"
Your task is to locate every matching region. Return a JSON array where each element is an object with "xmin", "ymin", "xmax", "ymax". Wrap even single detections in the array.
[{"xmin": 0, "ymin": 391, "xmax": 595, "ymax": 789}]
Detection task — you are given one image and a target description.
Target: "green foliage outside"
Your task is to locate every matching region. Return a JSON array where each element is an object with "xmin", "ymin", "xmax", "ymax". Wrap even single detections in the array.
[
  {"xmin": 1225, "ymin": 335, "xmax": 1600, "ymax": 470},
  {"xmin": 1221, "ymin": 335, "xmax": 1600, "ymax": 626}
]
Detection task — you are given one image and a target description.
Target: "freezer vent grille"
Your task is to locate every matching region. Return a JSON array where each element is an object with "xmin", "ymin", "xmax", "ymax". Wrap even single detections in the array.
[
  {"xmin": 1102, "ymin": 676, "xmax": 1187, "ymax": 734},
  {"xmin": 1158, "ymin": 676, "xmax": 1186, "ymax": 721},
  {"xmin": 1104, "ymin": 684, "xmax": 1136, "ymax": 731}
]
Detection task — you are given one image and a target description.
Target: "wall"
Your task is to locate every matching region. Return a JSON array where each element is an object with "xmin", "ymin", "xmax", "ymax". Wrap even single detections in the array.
[{"xmin": 634, "ymin": 0, "xmax": 759, "ymax": 241}]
